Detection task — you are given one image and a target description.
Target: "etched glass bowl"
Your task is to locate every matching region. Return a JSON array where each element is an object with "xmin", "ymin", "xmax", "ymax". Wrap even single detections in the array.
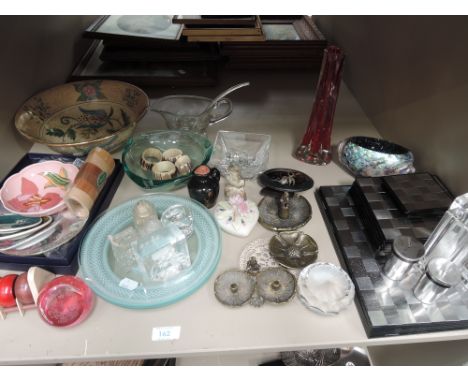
[
  {"xmin": 122, "ymin": 130, "xmax": 212, "ymax": 190},
  {"xmin": 152, "ymin": 95, "xmax": 232, "ymax": 135},
  {"xmin": 209, "ymin": 131, "xmax": 271, "ymax": 179}
]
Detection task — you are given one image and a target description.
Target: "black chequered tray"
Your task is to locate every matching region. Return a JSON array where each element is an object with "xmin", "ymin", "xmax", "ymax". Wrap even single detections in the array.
[
  {"xmin": 382, "ymin": 172, "xmax": 453, "ymax": 216},
  {"xmin": 317, "ymin": 185, "xmax": 468, "ymax": 338},
  {"xmin": 351, "ymin": 177, "xmax": 442, "ymax": 254}
]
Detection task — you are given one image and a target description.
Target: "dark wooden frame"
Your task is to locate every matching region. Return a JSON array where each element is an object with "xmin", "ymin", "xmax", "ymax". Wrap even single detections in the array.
[{"xmin": 83, "ymin": 15, "xmax": 184, "ymax": 43}]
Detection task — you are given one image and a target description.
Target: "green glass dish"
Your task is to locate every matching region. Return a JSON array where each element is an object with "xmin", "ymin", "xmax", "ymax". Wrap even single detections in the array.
[
  {"xmin": 79, "ymin": 194, "xmax": 221, "ymax": 309},
  {"xmin": 122, "ymin": 130, "xmax": 212, "ymax": 191}
]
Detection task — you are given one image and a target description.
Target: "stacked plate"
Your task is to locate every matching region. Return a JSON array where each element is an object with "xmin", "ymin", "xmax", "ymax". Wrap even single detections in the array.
[{"xmin": 0, "ymin": 211, "xmax": 86, "ymax": 257}]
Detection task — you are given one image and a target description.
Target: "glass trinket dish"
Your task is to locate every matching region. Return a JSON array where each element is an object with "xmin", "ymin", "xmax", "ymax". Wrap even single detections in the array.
[{"xmin": 209, "ymin": 130, "xmax": 271, "ymax": 179}]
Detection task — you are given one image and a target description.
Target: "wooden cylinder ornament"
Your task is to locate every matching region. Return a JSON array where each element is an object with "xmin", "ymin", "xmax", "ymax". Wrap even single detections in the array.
[{"xmin": 65, "ymin": 147, "xmax": 115, "ymax": 218}]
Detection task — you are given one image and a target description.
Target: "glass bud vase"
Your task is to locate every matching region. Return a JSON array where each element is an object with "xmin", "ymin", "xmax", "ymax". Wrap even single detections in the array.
[{"xmin": 294, "ymin": 45, "xmax": 345, "ymax": 165}]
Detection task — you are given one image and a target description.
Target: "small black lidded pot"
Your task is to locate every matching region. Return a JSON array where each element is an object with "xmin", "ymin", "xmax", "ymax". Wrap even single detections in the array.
[{"xmin": 188, "ymin": 165, "xmax": 220, "ymax": 209}]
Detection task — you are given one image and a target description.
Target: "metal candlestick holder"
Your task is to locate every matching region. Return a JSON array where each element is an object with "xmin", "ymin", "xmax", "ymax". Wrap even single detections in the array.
[{"xmin": 257, "ymin": 168, "xmax": 313, "ymax": 231}]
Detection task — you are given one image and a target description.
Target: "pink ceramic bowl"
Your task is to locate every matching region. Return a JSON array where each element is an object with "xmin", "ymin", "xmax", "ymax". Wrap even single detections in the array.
[{"xmin": 0, "ymin": 161, "xmax": 78, "ymax": 217}]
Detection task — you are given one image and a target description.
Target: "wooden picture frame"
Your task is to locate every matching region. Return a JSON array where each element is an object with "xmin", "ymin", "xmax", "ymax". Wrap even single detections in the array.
[
  {"xmin": 70, "ymin": 41, "xmax": 218, "ymax": 87},
  {"xmin": 84, "ymin": 15, "xmax": 184, "ymax": 43}
]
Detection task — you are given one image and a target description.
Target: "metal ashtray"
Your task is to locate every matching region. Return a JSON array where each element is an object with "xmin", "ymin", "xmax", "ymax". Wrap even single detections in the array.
[
  {"xmin": 269, "ymin": 231, "xmax": 318, "ymax": 269},
  {"xmin": 214, "ymin": 270, "xmax": 255, "ymax": 307}
]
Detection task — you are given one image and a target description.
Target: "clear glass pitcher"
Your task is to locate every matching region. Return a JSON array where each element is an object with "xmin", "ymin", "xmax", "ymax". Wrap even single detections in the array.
[
  {"xmin": 423, "ymin": 193, "xmax": 468, "ymax": 290},
  {"xmin": 151, "ymin": 95, "xmax": 232, "ymax": 135}
]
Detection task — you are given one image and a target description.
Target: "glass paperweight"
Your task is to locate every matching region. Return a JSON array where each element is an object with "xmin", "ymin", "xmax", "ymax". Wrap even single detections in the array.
[
  {"xmin": 132, "ymin": 224, "xmax": 191, "ymax": 284},
  {"xmin": 161, "ymin": 204, "xmax": 194, "ymax": 238},
  {"xmin": 209, "ymin": 130, "xmax": 271, "ymax": 179},
  {"xmin": 133, "ymin": 199, "xmax": 161, "ymax": 236},
  {"xmin": 108, "ymin": 226, "xmax": 139, "ymax": 276}
]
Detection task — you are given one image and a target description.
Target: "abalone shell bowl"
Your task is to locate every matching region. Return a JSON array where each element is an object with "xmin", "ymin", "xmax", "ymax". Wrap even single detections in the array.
[
  {"xmin": 337, "ymin": 136, "xmax": 415, "ymax": 177},
  {"xmin": 15, "ymin": 80, "xmax": 149, "ymax": 156}
]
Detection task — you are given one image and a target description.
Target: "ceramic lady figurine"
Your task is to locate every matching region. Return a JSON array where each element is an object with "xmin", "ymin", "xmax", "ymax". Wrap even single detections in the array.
[
  {"xmin": 224, "ymin": 165, "xmax": 247, "ymax": 200},
  {"xmin": 187, "ymin": 165, "xmax": 220, "ymax": 209}
]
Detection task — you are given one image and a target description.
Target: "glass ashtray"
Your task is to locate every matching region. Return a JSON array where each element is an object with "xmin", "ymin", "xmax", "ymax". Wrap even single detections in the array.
[
  {"xmin": 297, "ymin": 262, "xmax": 355, "ymax": 315},
  {"xmin": 209, "ymin": 131, "xmax": 271, "ymax": 179}
]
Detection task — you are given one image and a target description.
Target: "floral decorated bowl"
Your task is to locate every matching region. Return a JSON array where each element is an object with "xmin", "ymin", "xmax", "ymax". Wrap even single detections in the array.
[
  {"xmin": 0, "ymin": 161, "xmax": 79, "ymax": 217},
  {"xmin": 15, "ymin": 80, "xmax": 149, "ymax": 156},
  {"xmin": 337, "ymin": 136, "xmax": 415, "ymax": 177}
]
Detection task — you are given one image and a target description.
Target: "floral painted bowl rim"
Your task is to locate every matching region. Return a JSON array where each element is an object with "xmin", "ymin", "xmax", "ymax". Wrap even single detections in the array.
[
  {"xmin": 14, "ymin": 80, "xmax": 149, "ymax": 148},
  {"xmin": 0, "ymin": 160, "xmax": 79, "ymax": 217}
]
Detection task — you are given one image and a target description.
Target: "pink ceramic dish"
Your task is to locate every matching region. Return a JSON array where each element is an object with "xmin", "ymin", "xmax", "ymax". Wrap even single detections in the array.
[
  {"xmin": 37, "ymin": 275, "xmax": 94, "ymax": 327},
  {"xmin": 0, "ymin": 161, "xmax": 78, "ymax": 217}
]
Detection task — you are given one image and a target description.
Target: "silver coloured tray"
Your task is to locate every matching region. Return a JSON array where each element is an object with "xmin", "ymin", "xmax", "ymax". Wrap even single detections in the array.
[{"xmin": 317, "ymin": 185, "xmax": 468, "ymax": 337}]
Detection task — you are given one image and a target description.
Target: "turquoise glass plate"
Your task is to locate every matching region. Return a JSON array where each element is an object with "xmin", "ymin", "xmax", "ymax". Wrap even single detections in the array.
[{"xmin": 79, "ymin": 194, "xmax": 221, "ymax": 309}]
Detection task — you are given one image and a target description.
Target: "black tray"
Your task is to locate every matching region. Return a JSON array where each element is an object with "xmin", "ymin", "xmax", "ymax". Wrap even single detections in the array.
[
  {"xmin": 351, "ymin": 177, "xmax": 442, "ymax": 254},
  {"xmin": 317, "ymin": 185, "xmax": 468, "ymax": 338},
  {"xmin": 0, "ymin": 153, "xmax": 124, "ymax": 274}
]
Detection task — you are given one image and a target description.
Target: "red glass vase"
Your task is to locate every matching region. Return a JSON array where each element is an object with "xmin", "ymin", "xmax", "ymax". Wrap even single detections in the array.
[{"xmin": 294, "ymin": 45, "xmax": 345, "ymax": 165}]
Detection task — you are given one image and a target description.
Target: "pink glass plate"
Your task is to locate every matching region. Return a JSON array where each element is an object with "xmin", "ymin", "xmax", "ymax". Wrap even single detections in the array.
[
  {"xmin": 37, "ymin": 275, "xmax": 94, "ymax": 327},
  {"xmin": 0, "ymin": 161, "xmax": 79, "ymax": 217}
]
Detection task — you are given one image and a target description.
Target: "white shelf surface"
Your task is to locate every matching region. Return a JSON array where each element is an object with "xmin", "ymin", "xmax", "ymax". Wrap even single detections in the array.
[{"xmin": 2, "ymin": 71, "xmax": 468, "ymax": 365}]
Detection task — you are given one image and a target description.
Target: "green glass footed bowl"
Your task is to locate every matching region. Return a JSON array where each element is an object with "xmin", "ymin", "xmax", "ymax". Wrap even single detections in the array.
[{"xmin": 122, "ymin": 130, "xmax": 213, "ymax": 191}]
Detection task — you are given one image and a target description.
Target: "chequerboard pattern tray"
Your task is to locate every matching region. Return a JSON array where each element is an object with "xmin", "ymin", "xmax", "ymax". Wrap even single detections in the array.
[
  {"xmin": 350, "ymin": 177, "xmax": 441, "ymax": 254},
  {"xmin": 317, "ymin": 185, "xmax": 468, "ymax": 338},
  {"xmin": 382, "ymin": 172, "xmax": 453, "ymax": 216}
]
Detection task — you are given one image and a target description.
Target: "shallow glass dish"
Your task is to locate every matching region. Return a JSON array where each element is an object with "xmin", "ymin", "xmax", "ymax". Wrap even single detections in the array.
[
  {"xmin": 297, "ymin": 262, "xmax": 355, "ymax": 315},
  {"xmin": 209, "ymin": 131, "xmax": 271, "ymax": 179},
  {"xmin": 122, "ymin": 130, "xmax": 212, "ymax": 191},
  {"xmin": 15, "ymin": 80, "xmax": 149, "ymax": 156},
  {"xmin": 79, "ymin": 194, "xmax": 221, "ymax": 309}
]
